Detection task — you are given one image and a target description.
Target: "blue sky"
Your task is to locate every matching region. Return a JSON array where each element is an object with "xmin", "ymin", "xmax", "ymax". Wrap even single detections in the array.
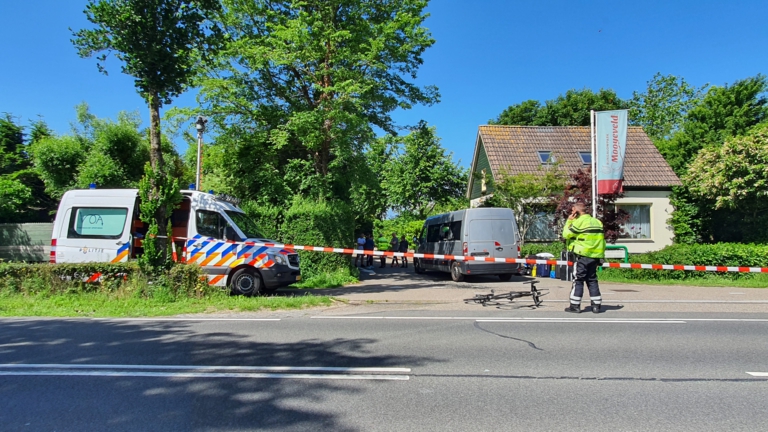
[{"xmin": 2, "ymin": 0, "xmax": 767, "ymax": 168}]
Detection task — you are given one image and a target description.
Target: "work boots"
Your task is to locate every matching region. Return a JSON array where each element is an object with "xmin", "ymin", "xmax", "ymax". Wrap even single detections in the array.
[
  {"xmin": 591, "ymin": 302, "xmax": 601, "ymax": 314},
  {"xmin": 564, "ymin": 304, "xmax": 581, "ymax": 314}
]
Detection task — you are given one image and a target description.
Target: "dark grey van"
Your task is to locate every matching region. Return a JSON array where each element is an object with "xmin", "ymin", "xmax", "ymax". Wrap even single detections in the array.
[{"xmin": 414, "ymin": 208, "xmax": 520, "ymax": 282}]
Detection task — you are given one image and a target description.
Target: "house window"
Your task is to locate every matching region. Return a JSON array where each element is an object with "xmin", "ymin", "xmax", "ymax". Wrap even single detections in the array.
[
  {"xmin": 578, "ymin": 152, "xmax": 591, "ymax": 165},
  {"xmin": 619, "ymin": 204, "xmax": 651, "ymax": 239},
  {"xmin": 537, "ymin": 151, "xmax": 555, "ymax": 165},
  {"xmin": 525, "ymin": 212, "xmax": 558, "ymax": 241}
]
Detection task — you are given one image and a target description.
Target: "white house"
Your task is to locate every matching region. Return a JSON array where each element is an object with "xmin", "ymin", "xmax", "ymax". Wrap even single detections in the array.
[{"xmin": 466, "ymin": 125, "xmax": 682, "ymax": 253}]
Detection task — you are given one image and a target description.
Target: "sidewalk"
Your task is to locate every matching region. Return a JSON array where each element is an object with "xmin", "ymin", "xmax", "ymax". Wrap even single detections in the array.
[{"xmin": 300, "ymin": 265, "xmax": 768, "ymax": 313}]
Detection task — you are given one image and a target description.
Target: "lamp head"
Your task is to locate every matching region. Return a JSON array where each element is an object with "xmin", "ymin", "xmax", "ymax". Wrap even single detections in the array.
[{"xmin": 195, "ymin": 116, "xmax": 208, "ymax": 132}]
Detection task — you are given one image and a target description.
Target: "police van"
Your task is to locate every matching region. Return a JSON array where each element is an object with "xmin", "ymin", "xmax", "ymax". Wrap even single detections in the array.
[
  {"xmin": 413, "ymin": 208, "xmax": 520, "ymax": 282},
  {"xmin": 50, "ymin": 188, "xmax": 300, "ymax": 295}
]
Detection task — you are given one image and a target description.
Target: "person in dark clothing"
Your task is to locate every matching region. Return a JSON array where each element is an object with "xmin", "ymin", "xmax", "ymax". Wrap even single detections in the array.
[
  {"xmin": 390, "ymin": 232, "xmax": 400, "ymax": 267},
  {"xmin": 364, "ymin": 233, "xmax": 375, "ymax": 268},
  {"xmin": 398, "ymin": 235, "xmax": 409, "ymax": 268}
]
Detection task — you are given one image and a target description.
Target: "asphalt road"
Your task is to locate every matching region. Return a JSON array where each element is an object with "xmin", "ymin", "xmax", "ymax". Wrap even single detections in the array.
[{"xmin": 1, "ymin": 310, "xmax": 767, "ymax": 431}]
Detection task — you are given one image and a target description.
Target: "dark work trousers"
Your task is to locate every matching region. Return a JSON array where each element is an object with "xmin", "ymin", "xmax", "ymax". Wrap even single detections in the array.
[{"xmin": 570, "ymin": 256, "xmax": 602, "ymax": 306}]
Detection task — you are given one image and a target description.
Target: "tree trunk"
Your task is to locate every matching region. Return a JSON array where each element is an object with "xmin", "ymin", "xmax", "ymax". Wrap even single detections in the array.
[{"xmin": 149, "ymin": 92, "xmax": 167, "ymax": 261}]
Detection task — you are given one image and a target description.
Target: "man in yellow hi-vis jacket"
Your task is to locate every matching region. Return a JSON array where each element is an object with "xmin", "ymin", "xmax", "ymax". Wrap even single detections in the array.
[{"xmin": 562, "ymin": 202, "xmax": 606, "ymax": 314}]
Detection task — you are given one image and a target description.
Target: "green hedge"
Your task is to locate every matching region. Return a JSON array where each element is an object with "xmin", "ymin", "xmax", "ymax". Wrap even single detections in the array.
[
  {"xmin": 521, "ymin": 241, "xmax": 566, "ymax": 258},
  {"xmin": 240, "ymin": 200, "xmax": 282, "ymax": 240},
  {"xmin": 280, "ymin": 197, "xmax": 356, "ymax": 279},
  {"xmin": 602, "ymin": 243, "xmax": 768, "ymax": 281},
  {"xmin": 0, "ymin": 262, "xmax": 214, "ymax": 298}
]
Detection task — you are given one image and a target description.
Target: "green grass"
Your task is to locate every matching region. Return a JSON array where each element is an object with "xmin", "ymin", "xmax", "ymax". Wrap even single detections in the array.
[
  {"xmin": 0, "ymin": 291, "xmax": 334, "ymax": 317},
  {"xmin": 291, "ymin": 268, "xmax": 359, "ymax": 289},
  {"xmin": 599, "ymin": 272, "xmax": 768, "ymax": 288}
]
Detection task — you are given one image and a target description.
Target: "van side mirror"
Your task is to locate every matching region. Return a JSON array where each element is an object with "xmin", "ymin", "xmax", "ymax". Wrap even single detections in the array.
[{"xmin": 224, "ymin": 226, "xmax": 241, "ymax": 242}]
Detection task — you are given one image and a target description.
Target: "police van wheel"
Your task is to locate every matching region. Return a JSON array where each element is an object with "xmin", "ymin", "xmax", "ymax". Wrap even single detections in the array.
[
  {"xmin": 450, "ymin": 262, "xmax": 465, "ymax": 282},
  {"xmin": 498, "ymin": 274, "xmax": 513, "ymax": 282},
  {"xmin": 230, "ymin": 268, "xmax": 261, "ymax": 296}
]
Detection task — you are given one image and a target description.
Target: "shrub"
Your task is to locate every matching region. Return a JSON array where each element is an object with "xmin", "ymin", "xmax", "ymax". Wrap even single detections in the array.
[
  {"xmin": 280, "ymin": 197, "xmax": 356, "ymax": 279},
  {"xmin": 240, "ymin": 200, "xmax": 282, "ymax": 240},
  {"xmin": 0, "ymin": 262, "xmax": 214, "ymax": 298}
]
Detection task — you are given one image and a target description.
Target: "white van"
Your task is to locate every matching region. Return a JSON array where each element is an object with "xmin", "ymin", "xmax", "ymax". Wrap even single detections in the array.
[
  {"xmin": 414, "ymin": 208, "xmax": 520, "ymax": 282},
  {"xmin": 51, "ymin": 188, "xmax": 300, "ymax": 295}
]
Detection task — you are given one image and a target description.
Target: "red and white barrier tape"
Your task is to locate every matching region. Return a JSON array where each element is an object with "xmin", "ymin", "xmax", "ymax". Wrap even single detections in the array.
[
  {"xmin": 236, "ymin": 241, "xmax": 768, "ymax": 274},
  {"xmin": 154, "ymin": 236, "xmax": 768, "ymax": 274},
  {"xmin": 602, "ymin": 262, "xmax": 768, "ymax": 273}
]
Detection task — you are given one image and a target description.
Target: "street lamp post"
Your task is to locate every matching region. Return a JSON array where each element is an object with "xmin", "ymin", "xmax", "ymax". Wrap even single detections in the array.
[{"xmin": 194, "ymin": 116, "xmax": 207, "ymax": 191}]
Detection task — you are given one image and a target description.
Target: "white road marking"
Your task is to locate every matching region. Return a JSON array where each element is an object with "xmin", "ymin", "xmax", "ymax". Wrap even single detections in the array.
[
  {"xmin": 0, "ymin": 371, "xmax": 409, "ymax": 381},
  {"xmin": 0, "ymin": 318, "xmax": 282, "ymax": 322},
  {"xmin": 92, "ymin": 318, "xmax": 282, "ymax": 322},
  {"xmin": 476, "ymin": 319, "xmax": 685, "ymax": 324},
  {"xmin": 312, "ymin": 316, "xmax": 768, "ymax": 323},
  {"xmin": 746, "ymin": 372, "xmax": 768, "ymax": 377},
  {"xmin": 0, "ymin": 364, "xmax": 410, "ymax": 373}
]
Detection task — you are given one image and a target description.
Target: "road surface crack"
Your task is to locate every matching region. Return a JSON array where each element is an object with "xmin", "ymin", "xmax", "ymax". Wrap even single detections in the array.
[{"xmin": 473, "ymin": 322, "xmax": 543, "ymax": 351}]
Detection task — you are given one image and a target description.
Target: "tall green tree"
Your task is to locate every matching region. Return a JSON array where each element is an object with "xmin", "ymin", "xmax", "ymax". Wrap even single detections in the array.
[
  {"xmin": 661, "ymin": 74, "xmax": 767, "ymax": 176},
  {"xmin": 0, "ymin": 115, "xmax": 33, "ymax": 222},
  {"xmin": 72, "ymin": 0, "xmax": 222, "ymax": 264},
  {"xmin": 186, "ymin": 0, "xmax": 438, "ymax": 202},
  {"xmin": 661, "ymin": 74, "xmax": 767, "ymax": 243},
  {"xmin": 382, "ymin": 121, "xmax": 467, "ymax": 219},
  {"xmin": 0, "ymin": 115, "xmax": 53, "ymax": 222},
  {"xmin": 684, "ymin": 123, "xmax": 768, "ymax": 242},
  {"xmin": 629, "ymin": 72, "xmax": 707, "ymax": 144},
  {"xmin": 490, "ymin": 89, "xmax": 627, "ymax": 126}
]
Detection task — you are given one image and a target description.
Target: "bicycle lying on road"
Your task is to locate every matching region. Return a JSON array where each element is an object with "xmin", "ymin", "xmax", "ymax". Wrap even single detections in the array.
[{"xmin": 464, "ymin": 280, "xmax": 548, "ymax": 308}]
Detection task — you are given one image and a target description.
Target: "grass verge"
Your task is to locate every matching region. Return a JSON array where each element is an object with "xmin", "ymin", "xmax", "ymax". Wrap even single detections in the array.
[
  {"xmin": 0, "ymin": 291, "xmax": 334, "ymax": 318},
  {"xmin": 291, "ymin": 268, "xmax": 359, "ymax": 289},
  {"xmin": 599, "ymin": 272, "xmax": 768, "ymax": 288}
]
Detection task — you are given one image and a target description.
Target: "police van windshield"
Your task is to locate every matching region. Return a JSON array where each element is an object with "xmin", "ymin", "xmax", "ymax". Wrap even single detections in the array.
[{"xmin": 226, "ymin": 211, "xmax": 267, "ymax": 239}]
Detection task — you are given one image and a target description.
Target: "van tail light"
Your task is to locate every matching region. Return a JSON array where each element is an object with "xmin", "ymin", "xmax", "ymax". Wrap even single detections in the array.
[
  {"xmin": 463, "ymin": 242, "xmax": 468, "ymax": 256},
  {"xmin": 49, "ymin": 239, "xmax": 57, "ymax": 263}
]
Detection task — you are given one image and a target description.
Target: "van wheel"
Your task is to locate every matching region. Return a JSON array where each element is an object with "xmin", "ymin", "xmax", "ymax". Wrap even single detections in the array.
[
  {"xmin": 450, "ymin": 262, "xmax": 465, "ymax": 282},
  {"xmin": 498, "ymin": 273, "xmax": 513, "ymax": 282},
  {"xmin": 230, "ymin": 268, "xmax": 261, "ymax": 296},
  {"xmin": 414, "ymin": 259, "xmax": 426, "ymax": 274}
]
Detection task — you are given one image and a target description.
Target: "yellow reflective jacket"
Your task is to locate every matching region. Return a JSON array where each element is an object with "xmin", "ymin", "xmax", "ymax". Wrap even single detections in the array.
[{"xmin": 562, "ymin": 214, "xmax": 606, "ymax": 259}]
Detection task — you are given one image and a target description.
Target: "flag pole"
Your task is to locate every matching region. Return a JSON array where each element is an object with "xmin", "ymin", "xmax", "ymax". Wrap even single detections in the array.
[{"xmin": 590, "ymin": 110, "xmax": 597, "ymax": 218}]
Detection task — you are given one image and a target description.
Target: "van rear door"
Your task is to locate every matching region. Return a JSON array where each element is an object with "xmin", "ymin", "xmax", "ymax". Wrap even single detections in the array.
[
  {"xmin": 56, "ymin": 201, "xmax": 135, "ymax": 263},
  {"xmin": 468, "ymin": 219, "xmax": 518, "ymax": 260},
  {"xmin": 489, "ymin": 219, "xmax": 518, "ymax": 260}
]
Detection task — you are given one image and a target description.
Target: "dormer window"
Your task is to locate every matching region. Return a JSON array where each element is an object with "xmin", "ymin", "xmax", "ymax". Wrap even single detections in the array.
[
  {"xmin": 538, "ymin": 151, "xmax": 555, "ymax": 165},
  {"xmin": 579, "ymin": 151, "xmax": 591, "ymax": 165}
]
